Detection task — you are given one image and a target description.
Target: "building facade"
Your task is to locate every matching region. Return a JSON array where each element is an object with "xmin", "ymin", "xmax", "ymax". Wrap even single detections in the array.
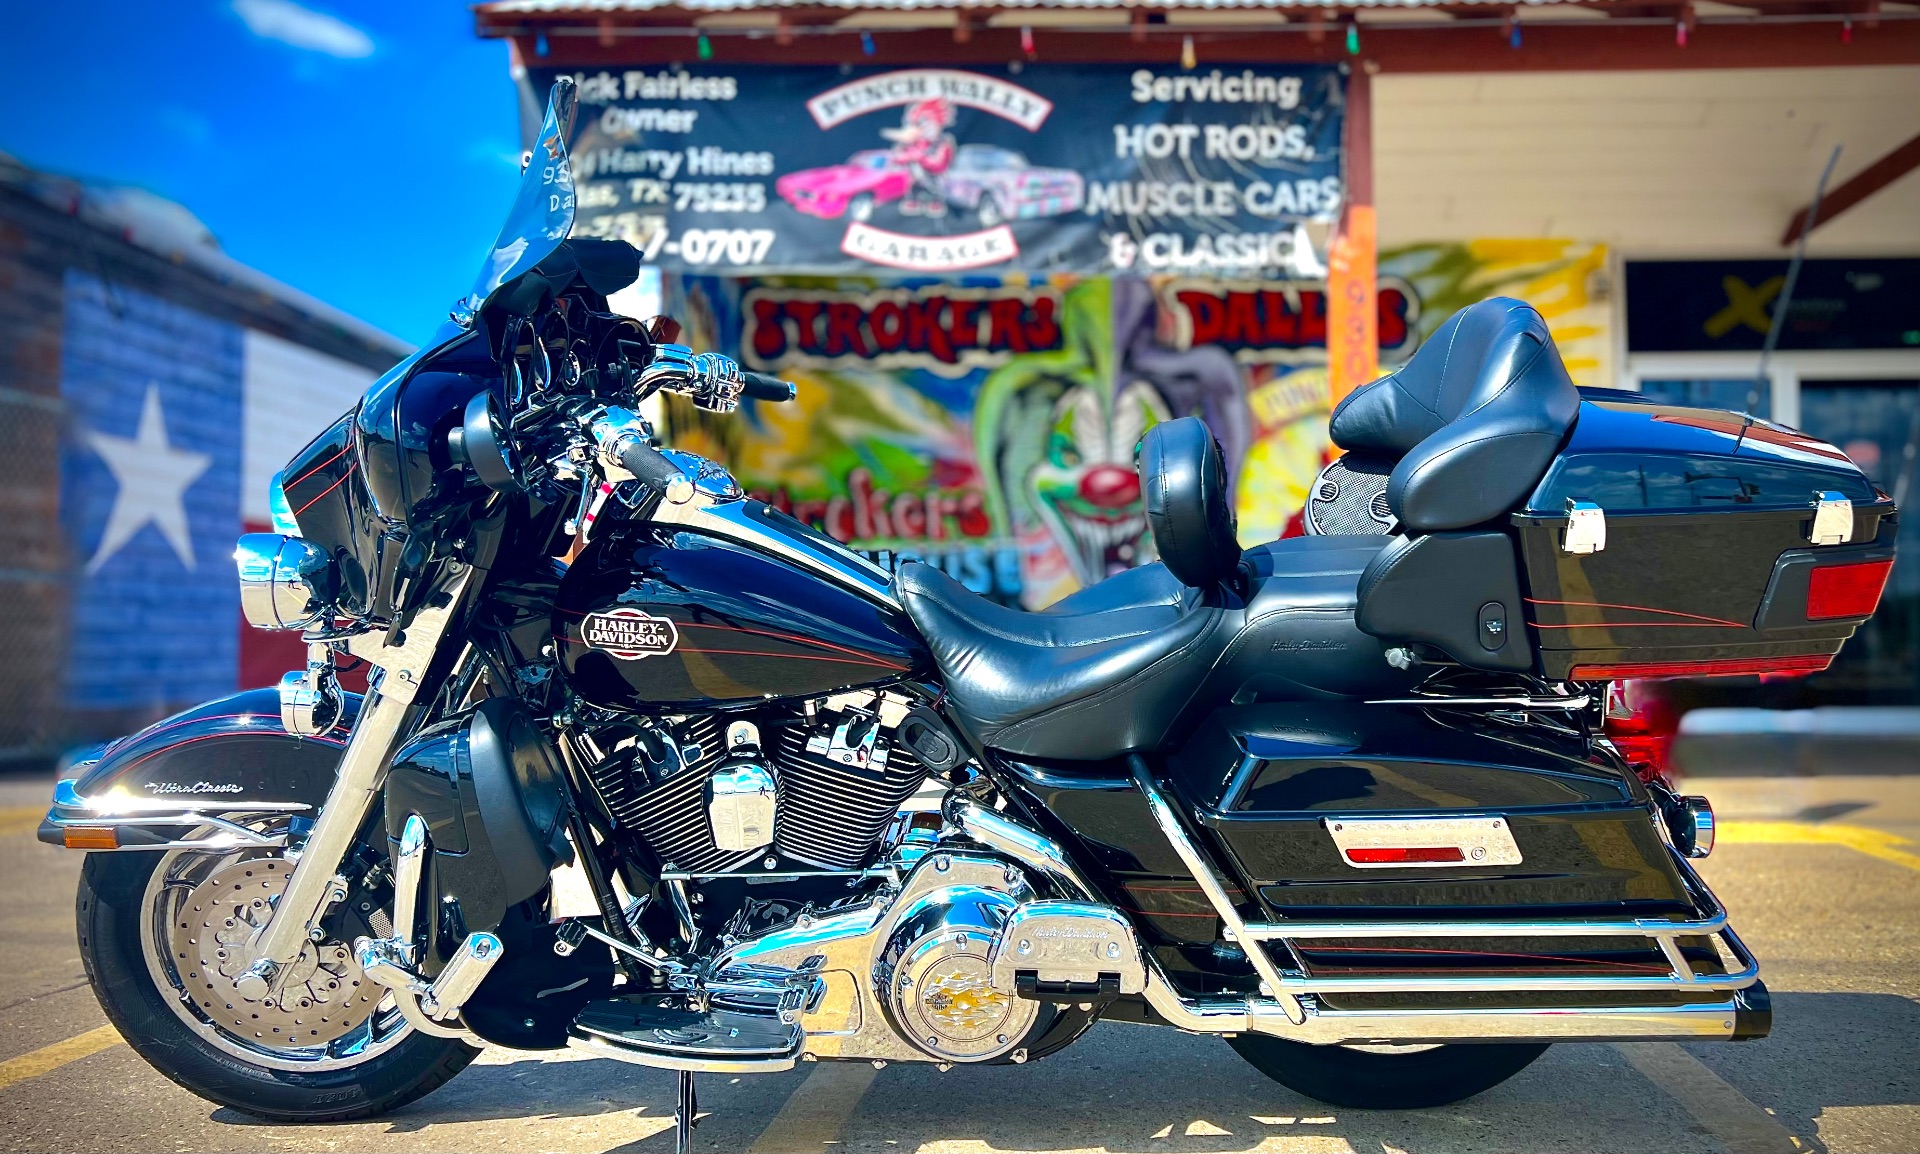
[
  {"xmin": 473, "ymin": 1, "xmax": 1918, "ymax": 700},
  {"xmin": 0, "ymin": 157, "xmax": 408, "ymax": 759}
]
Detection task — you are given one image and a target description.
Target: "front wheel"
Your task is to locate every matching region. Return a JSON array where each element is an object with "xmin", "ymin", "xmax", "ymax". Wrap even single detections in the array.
[
  {"xmin": 77, "ymin": 841, "xmax": 477, "ymax": 1122},
  {"xmin": 1227, "ymin": 1036, "xmax": 1549, "ymax": 1109}
]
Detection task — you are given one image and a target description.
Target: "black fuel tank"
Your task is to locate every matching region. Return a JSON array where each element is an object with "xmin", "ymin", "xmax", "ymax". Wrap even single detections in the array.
[{"xmin": 555, "ymin": 527, "xmax": 929, "ymax": 711}]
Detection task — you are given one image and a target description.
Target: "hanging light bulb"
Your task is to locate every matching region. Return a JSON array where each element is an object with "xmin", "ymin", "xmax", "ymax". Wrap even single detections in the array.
[
  {"xmin": 1841, "ymin": 17, "xmax": 1853, "ymax": 42},
  {"xmin": 1180, "ymin": 35, "xmax": 1196, "ymax": 70},
  {"xmin": 697, "ymin": 32, "xmax": 713, "ymax": 60},
  {"xmin": 1346, "ymin": 23, "xmax": 1360, "ymax": 55},
  {"xmin": 1021, "ymin": 25, "xmax": 1036, "ymax": 58},
  {"xmin": 535, "ymin": 29, "xmax": 549, "ymax": 57},
  {"xmin": 861, "ymin": 30, "xmax": 875, "ymax": 56},
  {"xmin": 1675, "ymin": 19, "xmax": 1688, "ymax": 46}
]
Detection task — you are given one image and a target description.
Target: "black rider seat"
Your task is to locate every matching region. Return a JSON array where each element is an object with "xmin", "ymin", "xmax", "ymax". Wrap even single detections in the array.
[
  {"xmin": 896, "ymin": 417, "xmax": 1242, "ymax": 760},
  {"xmin": 894, "ymin": 417, "xmax": 1392, "ymax": 761}
]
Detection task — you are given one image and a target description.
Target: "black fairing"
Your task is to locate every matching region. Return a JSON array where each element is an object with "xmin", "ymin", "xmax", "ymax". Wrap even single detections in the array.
[
  {"xmin": 61, "ymin": 689, "xmax": 353, "ymax": 817},
  {"xmin": 557, "ymin": 527, "xmax": 928, "ymax": 711},
  {"xmin": 355, "ymin": 327, "xmax": 499, "ymax": 532},
  {"xmin": 281, "ymin": 415, "xmax": 384, "ymax": 618},
  {"xmin": 281, "ymin": 325, "xmax": 499, "ymax": 621},
  {"xmin": 383, "ymin": 699, "xmax": 573, "ymax": 973}
]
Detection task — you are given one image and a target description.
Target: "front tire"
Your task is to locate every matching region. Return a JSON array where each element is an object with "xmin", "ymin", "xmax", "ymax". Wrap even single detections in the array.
[
  {"xmin": 1228, "ymin": 1036, "xmax": 1549, "ymax": 1109},
  {"xmin": 78, "ymin": 848, "xmax": 477, "ymax": 1122}
]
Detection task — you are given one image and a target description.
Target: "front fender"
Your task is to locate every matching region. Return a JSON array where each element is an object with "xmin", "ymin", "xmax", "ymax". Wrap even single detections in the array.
[{"xmin": 39, "ymin": 688, "xmax": 358, "ymax": 849}]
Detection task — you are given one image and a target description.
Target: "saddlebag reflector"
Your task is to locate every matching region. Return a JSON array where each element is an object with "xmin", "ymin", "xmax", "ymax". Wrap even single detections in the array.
[{"xmin": 1324, "ymin": 816, "xmax": 1522, "ymax": 869}]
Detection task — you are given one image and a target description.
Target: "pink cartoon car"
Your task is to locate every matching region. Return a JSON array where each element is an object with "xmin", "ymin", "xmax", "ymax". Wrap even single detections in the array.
[{"xmin": 775, "ymin": 150, "xmax": 912, "ymax": 221}]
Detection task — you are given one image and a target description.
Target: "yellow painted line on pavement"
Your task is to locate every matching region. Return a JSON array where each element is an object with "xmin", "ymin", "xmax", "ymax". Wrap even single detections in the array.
[
  {"xmin": 0, "ymin": 807, "xmax": 45, "ymax": 837},
  {"xmin": 0, "ymin": 1027, "xmax": 122, "ymax": 1093},
  {"xmin": 1617, "ymin": 1042, "xmax": 1800, "ymax": 1154},
  {"xmin": 1718, "ymin": 821, "xmax": 1920, "ymax": 874},
  {"xmin": 747, "ymin": 1060, "xmax": 879, "ymax": 1153}
]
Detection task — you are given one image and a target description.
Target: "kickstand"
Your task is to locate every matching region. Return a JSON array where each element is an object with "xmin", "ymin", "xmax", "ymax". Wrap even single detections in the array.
[{"xmin": 673, "ymin": 1069, "xmax": 699, "ymax": 1154}]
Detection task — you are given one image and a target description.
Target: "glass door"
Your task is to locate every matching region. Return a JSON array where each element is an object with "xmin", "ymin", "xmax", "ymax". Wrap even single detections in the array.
[{"xmin": 1798, "ymin": 378, "xmax": 1920, "ymax": 704}]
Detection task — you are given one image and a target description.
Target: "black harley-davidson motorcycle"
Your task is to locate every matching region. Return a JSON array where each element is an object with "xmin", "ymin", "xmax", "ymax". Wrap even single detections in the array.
[{"xmin": 43, "ymin": 79, "xmax": 1897, "ymax": 1139}]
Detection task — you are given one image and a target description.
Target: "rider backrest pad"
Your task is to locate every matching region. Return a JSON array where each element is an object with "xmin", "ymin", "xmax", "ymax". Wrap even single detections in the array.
[
  {"xmin": 1140, "ymin": 416, "xmax": 1241, "ymax": 589},
  {"xmin": 1330, "ymin": 298, "xmax": 1580, "ymax": 532}
]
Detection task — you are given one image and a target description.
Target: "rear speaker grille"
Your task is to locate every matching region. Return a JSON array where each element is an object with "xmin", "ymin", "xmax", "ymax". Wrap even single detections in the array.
[{"xmin": 1306, "ymin": 452, "xmax": 1396, "ymax": 536}]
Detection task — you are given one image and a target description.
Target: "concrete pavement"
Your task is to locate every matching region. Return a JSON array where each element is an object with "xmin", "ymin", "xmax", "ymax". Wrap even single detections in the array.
[{"xmin": 0, "ymin": 773, "xmax": 1914, "ymax": 1153}]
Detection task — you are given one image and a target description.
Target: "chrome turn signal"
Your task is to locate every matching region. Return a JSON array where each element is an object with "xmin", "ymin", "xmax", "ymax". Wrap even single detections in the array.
[{"xmin": 1665, "ymin": 795, "xmax": 1715, "ymax": 858}]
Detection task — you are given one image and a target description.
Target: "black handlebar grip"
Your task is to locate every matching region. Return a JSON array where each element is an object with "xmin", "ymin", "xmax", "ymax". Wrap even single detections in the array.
[
  {"xmin": 617, "ymin": 437, "xmax": 688, "ymax": 493},
  {"xmin": 741, "ymin": 371, "xmax": 797, "ymax": 403}
]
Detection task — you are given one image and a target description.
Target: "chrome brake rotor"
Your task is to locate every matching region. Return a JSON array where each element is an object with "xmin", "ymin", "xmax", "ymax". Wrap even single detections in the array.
[{"xmin": 168, "ymin": 857, "xmax": 382, "ymax": 1048}]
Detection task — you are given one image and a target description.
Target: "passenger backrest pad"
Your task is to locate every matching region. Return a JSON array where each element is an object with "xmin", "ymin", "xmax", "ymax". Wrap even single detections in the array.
[
  {"xmin": 1330, "ymin": 297, "xmax": 1579, "ymax": 532},
  {"xmin": 1355, "ymin": 531, "xmax": 1531, "ymax": 673}
]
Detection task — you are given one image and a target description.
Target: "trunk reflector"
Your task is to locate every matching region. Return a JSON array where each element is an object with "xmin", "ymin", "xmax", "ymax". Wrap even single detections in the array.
[
  {"xmin": 1807, "ymin": 559, "xmax": 1893, "ymax": 621},
  {"xmin": 1325, "ymin": 816, "xmax": 1522, "ymax": 869}
]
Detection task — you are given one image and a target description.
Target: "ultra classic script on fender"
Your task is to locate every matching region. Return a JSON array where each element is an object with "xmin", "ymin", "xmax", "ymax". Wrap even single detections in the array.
[{"xmin": 41, "ymin": 79, "xmax": 1897, "ymax": 1145}]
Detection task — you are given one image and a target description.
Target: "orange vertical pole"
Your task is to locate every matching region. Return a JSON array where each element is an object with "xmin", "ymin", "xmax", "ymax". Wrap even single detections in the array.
[{"xmin": 1327, "ymin": 65, "xmax": 1377, "ymax": 409}]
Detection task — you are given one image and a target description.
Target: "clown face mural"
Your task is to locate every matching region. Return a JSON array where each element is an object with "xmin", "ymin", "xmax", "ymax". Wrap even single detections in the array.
[
  {"xmin": 976, "ymin": 278, "xmax": 1249, "ymax": 601},
  {"xmin": 1026, "ymin": 379, "xmax": 1170, "ymax": 583}
]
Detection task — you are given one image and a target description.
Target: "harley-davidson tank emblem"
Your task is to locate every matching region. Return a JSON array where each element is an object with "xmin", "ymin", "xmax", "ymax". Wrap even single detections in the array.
[{"xmin": 581, "ymin": 608, "xmax": 679, "ymax": 660}]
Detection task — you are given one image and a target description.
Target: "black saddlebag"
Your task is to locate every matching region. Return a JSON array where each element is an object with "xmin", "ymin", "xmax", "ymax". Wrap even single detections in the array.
[
  {"xmin": 1510, "ymin": 398, "xmax": 1896, "ymax": 681},
  {"xmin": 1164, "ymin": 702, "xmax": 1693, "ymax": 921}
]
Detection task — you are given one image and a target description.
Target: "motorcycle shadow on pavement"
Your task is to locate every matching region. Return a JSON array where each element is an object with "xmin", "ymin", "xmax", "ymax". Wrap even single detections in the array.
[
  {"xmin": 1683, "ymin": 990, "xmax": 1920, "ymax": 1154},
  {"xmin": 196, "ymin": 993, "xmax": 1919, "ymax": 1154}
]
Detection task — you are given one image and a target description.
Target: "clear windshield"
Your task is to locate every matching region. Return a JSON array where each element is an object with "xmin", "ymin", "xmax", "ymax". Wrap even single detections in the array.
[{"xmin": 464, "ymin": 78, "xmax": 579, "ymax": 310}]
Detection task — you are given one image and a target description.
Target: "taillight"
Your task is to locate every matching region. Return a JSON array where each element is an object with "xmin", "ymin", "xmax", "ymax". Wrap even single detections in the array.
[
  {"xmin": 1604, "ymin": 681, "xmax": 1678, "ymax": 787},
  {"xmin": 1572, "ymin": 655, "xmax": 1832, "ymax": 680},
  {"xmin": 1807, "ymin": 559, "xmax": 1893, "ymax": 621}
]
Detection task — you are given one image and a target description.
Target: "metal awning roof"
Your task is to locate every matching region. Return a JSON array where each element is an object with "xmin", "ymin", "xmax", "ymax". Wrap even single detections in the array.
[{"xmin": 479, "ymin": 0, "xmax": 1590, "ymax": 10}]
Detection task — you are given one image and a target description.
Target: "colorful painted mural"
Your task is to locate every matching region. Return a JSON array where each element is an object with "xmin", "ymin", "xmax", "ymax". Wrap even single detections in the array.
[{"xmin": 661, "ymin": 240, "xmax": 1611, "ymax": 608}]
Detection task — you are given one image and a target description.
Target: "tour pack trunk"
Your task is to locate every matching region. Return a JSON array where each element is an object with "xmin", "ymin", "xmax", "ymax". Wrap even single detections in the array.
[{"xmin": 1512, "ymin": 396, "xmax": 1897, "ymax": 681}]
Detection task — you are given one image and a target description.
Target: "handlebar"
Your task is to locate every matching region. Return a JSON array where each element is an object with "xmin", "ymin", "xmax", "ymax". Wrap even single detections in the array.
[
  {"xmin": 741, "ymin": 371, "xmax": 796, "ymax": 404},
  {"xmin": 615, "ymin": 437, "xmax": 693, "ymax": 505}
]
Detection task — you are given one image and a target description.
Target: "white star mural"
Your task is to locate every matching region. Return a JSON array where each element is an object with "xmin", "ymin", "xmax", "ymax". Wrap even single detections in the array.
[{"xmin": 83, "ymin": 384, "xmax": 213, "ymax": 574}]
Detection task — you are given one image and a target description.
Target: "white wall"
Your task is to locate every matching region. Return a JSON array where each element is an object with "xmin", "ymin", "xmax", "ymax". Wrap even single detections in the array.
[
  {"xmin": 241, "ymin": 330, "xmax": 378, "ymax": 524},
  {"xmin": 1374, "ymin": 65, "xmax": 1920, "ymax": 258}
]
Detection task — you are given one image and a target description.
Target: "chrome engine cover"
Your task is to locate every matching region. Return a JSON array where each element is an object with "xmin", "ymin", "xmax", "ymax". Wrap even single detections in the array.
[
  {"xmin": 877, "ymin": 879, "xmax": 1036, "ymax": 1063},
  {"xmin": 708, "ymin": 848, "xmax": 1046, "ymax": 1064}
]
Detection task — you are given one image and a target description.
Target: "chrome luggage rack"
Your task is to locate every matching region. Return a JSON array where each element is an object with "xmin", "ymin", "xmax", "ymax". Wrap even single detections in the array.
[
  {"xmin": 1129, "ymin": 771, "xmax": 1757, "ymax": 1004},
  {"xmin": 1232, "ymin": 854, "xmax": 1758, "ymax": 997}
]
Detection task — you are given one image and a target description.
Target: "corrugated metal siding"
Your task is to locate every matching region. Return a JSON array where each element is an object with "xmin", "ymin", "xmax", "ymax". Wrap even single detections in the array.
[{"xmin": 0, "ymin": 214, "xmax": 70, "ymax": 756}]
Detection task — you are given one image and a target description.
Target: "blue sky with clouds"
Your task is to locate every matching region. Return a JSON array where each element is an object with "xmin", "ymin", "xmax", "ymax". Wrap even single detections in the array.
[{"xmin": 0, "ymin": 1, "xmax": 524, "ymax": 347}]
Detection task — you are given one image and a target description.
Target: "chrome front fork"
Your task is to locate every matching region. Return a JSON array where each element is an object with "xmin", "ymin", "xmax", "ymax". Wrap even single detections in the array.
[{"xmin": 233, "ymin": 573, "xmax": 471, "ymax": 998}]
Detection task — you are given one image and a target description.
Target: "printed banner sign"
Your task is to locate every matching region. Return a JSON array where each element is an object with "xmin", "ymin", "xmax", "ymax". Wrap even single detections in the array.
[{"xmin": 533, "ymin": 64, "xmax": 1344, "ymax": 277}]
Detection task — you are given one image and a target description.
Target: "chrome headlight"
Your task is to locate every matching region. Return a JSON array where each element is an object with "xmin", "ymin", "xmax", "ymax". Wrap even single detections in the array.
[{"xmin": 234, "ymin": 533, "xmax": 335, "ymax": 631}]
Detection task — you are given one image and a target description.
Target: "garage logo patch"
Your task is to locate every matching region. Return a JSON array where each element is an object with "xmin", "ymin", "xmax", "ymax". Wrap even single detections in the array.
[{"xmin": 581, "ymin": 608, "xmax": 679, "ymax": 660}]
